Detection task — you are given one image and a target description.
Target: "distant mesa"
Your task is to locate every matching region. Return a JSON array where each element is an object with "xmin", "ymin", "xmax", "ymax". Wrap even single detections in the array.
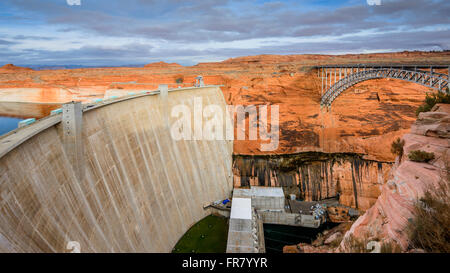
[
  {"xmin": 144, "ymin": 61, "xmax": 182, "ymax": 68},
  {"xmin": 0, "ymin": 64, "xmax": 33, "ymax": 72},
  {"xmin": 196, "ymin": 51, "xmax": 446, "ymax": 66}
]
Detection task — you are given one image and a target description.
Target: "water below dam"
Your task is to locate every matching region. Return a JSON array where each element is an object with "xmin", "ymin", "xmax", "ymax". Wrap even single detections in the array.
[{"xmin": 264, "ymin": 223, "xmax": 338, "ymax": 253}]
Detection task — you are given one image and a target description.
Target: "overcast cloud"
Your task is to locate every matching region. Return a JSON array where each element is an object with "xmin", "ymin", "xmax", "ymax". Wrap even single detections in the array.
[{"xmin": 0, "ymin": 0, "xmax": 449, "ymax": 66}]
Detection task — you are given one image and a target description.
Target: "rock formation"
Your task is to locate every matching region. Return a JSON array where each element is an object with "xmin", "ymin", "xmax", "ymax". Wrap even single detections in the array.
[
  {"xmin": 338, "ymin": 103, "xmax": 449, "ymax": 251},
  {"xmin": 283, "ymin": 222, "xmax": 352, "ymax": 253},
  {"xmin": 144, "ymin": 61, "xmax": 183, "ymax": 68},
  {"xmin": 0, "ymin": 64, "xmax": 33, "ymax": 73}
]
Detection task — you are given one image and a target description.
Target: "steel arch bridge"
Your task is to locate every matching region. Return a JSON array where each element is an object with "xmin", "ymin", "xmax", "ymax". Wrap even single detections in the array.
[{"xmin": 316, "ymin": 64, "xmax": 450, "ymax": 106}]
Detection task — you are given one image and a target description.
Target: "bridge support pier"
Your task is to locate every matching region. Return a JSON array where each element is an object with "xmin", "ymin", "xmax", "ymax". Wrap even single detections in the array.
[
  {"xmin": 430, "ymin": 66, "xmax": 433, "ymax": 87},
  {"xmin": 329, "ymin": 69, "xmax": 332, "ymax": 87},
  {"xmin": 334, "ymin": 68, "xmax": 336, "ymax": 84},
  {"xmin": 321, "ymin": 67, "xmax": 324, "ymax": 97},
  {"xmin": 62, "ymin": 101, "xmax": 84, "ymax": 181}
]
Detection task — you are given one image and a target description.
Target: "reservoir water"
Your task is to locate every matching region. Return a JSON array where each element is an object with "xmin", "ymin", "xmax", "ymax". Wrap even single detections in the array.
[
  {"xmin": 0, "ymin": 116, "xmax": 23, "ymax": 135},
  {"xmin": 0, "ymin": 102, "xmax": 61, "ymax": 136}
]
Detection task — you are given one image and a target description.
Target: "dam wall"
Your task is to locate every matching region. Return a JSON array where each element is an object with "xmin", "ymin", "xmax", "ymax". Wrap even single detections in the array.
[{"xmin": 0, "ymin": 86, "xmax": 233, "ymax": 252}]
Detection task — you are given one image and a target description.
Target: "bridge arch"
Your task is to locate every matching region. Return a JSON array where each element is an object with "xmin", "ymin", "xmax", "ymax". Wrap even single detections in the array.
[{"xmin": 316, "ymin": 64, "xmax": 450, "ymax": 106}]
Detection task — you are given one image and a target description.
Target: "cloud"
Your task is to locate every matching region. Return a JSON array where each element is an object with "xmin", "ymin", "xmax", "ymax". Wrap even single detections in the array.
[
  {"xmin": 0, "ymin": 39, "xmax": 16, "ymax": 45},
  {"xmin": 0, "ymin": 0, "xmax": 449, "ymax": 65},
  {"xmin": 11, "ymin": 35, "xmax": 55, "ymax": 41}
]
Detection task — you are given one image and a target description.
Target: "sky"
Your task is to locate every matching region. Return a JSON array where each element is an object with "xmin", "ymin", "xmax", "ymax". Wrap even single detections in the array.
[{"xmin": 0, "ymin": 0, "xmax": 449, "ymax": 66}]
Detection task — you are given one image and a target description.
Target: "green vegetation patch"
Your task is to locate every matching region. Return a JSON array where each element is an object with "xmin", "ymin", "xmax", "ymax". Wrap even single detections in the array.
[
  {"xmin": 342, "ymin": 234, "xmax": 402, "ymax": 253},
  {"xmin": 391, "ymin": 137, "xmax": 405, "ymax": 157},
  {"xmin": 172, "ymin": 215, "xmax": 229, "ymax": 253},
  {"xmin": 416, "ymin": 89, "xmax": 450, "ymax": 116},
  {"xmin": 407, "ymin": 179, "xmax": 450, "ymax": 253},
  {"xmin": 408, "ymin": 150, "xmax": 435, "ymax": 163}
]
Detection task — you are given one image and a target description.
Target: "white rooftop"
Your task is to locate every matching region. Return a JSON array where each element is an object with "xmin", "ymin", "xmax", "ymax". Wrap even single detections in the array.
[
  {"xmin": 251, "ymin": 186, "xmax": 284, "ymax": 197},
  {"xmin": 232, "ymin": 188, "xmax": 252, "ymax": 198},
  {"xmin": 230, "ymin": 198, "xmax": 252, "ymax": 220},
  {"xmin": 233, "ymin": 186, "xmax": 284, "ymax": 198}
]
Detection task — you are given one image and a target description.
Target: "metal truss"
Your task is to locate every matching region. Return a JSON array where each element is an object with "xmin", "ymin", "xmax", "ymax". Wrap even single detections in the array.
[{"xmin": 316, "ymin": 65, "xmax": 450, "ymax": 106}]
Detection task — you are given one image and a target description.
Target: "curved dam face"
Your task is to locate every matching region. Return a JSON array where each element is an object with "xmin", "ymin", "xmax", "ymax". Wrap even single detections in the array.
[{"xmin": 0, "ymin": 86, "xmax": 233, "ymax": 252}]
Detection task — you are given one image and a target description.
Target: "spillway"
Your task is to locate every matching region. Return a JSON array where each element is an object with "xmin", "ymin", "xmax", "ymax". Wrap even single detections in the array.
[{"xmin": 0, "ymin": 86, "xmax": 233, "ymax": 252}]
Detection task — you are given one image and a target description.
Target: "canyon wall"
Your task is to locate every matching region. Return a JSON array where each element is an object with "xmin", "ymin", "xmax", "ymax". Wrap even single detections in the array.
[
  {"xmin": 233, "ymin": 154, "xmax": 392, "ymax": 211},
  {"xmin": 0, "ymin": 86, "xmax": 233, "ymax": 252}
]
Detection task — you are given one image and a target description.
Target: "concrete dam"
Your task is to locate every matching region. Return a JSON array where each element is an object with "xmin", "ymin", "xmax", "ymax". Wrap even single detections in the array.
[{"xmin": 0, "ymin": 86, "xmax": 233, "ymax": 252}]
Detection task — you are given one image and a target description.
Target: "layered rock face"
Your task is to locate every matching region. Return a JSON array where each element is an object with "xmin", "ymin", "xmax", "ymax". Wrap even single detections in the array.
[
  {"xmin": 339, "ymin": 104, "xmax": 450, "ymax": 251},
  {"xmin": 233, "ymin": 154, "xmax": 392, "ymax": 210}
]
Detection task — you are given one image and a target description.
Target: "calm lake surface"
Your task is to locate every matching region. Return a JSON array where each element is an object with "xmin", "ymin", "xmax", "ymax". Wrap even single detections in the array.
[
  {"xmin": 0, "ymin": 102, "xmax": 61, "ymax": 136},
  {"xmin": 0, "ymin": 116, "xmax": 23, "ymax": 136}
]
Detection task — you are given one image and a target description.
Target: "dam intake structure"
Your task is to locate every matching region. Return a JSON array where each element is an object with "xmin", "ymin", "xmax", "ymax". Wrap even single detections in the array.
[
  {"xmin": 225, "ymin": 186, "xmax": 349, "ymax": 253},
  {"xmin": 0, "ymin": 85, "xmax": 233, "ymax": 252}
]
